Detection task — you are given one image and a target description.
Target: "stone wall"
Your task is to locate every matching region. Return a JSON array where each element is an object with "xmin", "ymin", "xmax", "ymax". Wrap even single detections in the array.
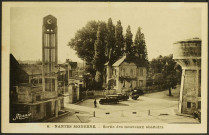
[
  {"xmin": 44, "ymin": 91, "xmax": 58, "ymax": 99},
  {"xmin": 17, "ymin": 85, "xmax": 43, "ymax": 103},
  {"xmin": 29, "ymin": 103, "xmax": 45, "ymax": 121}
]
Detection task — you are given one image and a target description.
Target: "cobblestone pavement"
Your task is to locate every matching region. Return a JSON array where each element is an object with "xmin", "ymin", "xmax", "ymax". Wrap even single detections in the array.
[{"xmin": 50, "ymin": 90, "xmax": 199, "ymax": 123}]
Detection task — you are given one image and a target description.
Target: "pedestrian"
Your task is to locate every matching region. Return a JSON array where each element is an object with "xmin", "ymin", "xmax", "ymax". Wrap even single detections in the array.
[{"xmin": 94, "ymin": 99, "xmax": 97, "ymax": 108}]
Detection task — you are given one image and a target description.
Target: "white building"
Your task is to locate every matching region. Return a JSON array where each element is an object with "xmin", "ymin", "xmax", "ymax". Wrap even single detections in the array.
[{"xmin": 104, "ymin": 56, "xmax": 147, "ymax": 93}]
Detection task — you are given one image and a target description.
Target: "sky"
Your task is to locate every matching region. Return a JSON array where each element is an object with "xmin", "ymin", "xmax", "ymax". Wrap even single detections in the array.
[{"xmin": 10, "ymin": 3, "xmax": 201, "ymax": 63}]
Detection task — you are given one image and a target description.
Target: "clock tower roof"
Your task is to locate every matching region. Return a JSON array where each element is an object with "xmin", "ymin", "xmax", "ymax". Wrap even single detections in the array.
[{"xmin": 43, "ymin": 14, "xmax": 57, "ymax": 26}]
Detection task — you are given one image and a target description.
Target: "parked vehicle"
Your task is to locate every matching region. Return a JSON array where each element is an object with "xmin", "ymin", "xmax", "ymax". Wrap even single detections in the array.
[
  {"xmin": 131, "ymin": 93, "xmax": 139, "ymax": 100},
  {"xmin": 116, "ymin": 93, "xmax": 129, "ymax": 101},
  {"xmin": 99, "ymin": 95, "xmax": 119, "ymax": 104},
  {"xmin": 193, "ymin": 110, "xmax": 201, "ymax": 122},
  {"xmin": 136, "ymin": 89, "xmax": 144, "ymax": 96},
  {"xmin": 131, "ymin": 89, "xmax": 143, "ymax": 100}
]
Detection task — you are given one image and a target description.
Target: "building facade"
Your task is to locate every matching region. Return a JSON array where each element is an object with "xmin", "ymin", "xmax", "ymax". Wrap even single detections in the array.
[
  {"xmin": 104, "ymin": 56, "xmax": 147, "ymax": 93},
  {"xmin": 64, "ymin": 60, "xmax": 84, "ymax": 103},
  {"xmin": 173, "ymin": 38, "xmax": 201, "ymax": 115}
]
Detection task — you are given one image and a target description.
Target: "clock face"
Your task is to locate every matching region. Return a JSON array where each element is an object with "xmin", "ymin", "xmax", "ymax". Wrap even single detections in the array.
[{"xmin": 47, "ymin": 19, "xmax": 53, "ymax": 24}]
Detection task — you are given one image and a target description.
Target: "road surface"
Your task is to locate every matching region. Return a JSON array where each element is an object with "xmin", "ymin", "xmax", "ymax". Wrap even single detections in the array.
[{"xmin": 50, "ymin": 89, "xmax": 199, "ymax": 123}]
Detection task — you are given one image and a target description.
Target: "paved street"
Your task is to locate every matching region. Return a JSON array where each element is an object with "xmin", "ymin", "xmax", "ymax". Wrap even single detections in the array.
[{"xmin": 50, "ymin": 88, "xmax": 199, "ymax": 123}]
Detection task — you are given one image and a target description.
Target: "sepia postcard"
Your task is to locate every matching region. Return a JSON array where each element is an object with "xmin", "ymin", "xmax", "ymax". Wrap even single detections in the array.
[{"xmin": 1, "ymin": 2, "xmax": 208, "ymax": 134}]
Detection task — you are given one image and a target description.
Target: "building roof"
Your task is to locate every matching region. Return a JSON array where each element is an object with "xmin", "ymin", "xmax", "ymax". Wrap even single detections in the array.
[
  {"xmin": 69, "ymin": 62, "xmax": 77, "ymax": 69},
  {"xmin": 112, "ymin": 56, "xmax": 126, "ymax": 67},
  {"xmin": 59, "ymin": 61, "xmax": 77, "ymax": 70},
  {"xmin": 104, "ymin": 62, "xmax": 109, "ymax": 66},
  {"xmin": 152, "ymin": 73, "xmax": 163, "ymax": 80},
  {"xmin": 20, "ymin": 64, "xmax": 42, "ymax": 75},
  {"xmin": 174, "ymin": 37, "xmax": 201, "ymax": 44},
  {"xmin": 59, "ymin": 67, "xmax": 65, "ymax": 72}
]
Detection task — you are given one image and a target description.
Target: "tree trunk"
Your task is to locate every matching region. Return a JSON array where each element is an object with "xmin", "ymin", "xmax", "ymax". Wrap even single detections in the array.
[
  {"xmin": 168, "ymin": 87, "xmax": 172, "ymax": 96},
  {"xmin": 95, "ymin": 71, "xmax": 103, "ymax": 90}
]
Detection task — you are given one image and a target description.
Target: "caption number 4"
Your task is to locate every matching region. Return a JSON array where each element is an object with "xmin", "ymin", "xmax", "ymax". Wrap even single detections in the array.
[{"xmin": 47, "ymin": 125, "xmax": 50, "ymax": 128}]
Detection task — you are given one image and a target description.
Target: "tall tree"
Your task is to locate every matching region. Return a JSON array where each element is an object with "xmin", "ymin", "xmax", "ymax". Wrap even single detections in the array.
[
  {"xmin": 113, "ymin": 20, "xmax": 124, "ymax": 62},
  {"xmin": 162, "ymin": 54, "xmax": 180, "ymax": 96},
  {"xmin": 134, "ymin": 27, "xmax": 149, "ymax": 67},
  {"xmin": 124, "ymin": 25, "xmax": 133, "ymax": 60},
  {"xmin": 106, "ymin": 18, "xmax": 116, "ymax": 65},
  {"xmin": 150, "ymin": 54, "xmax": 182, "ymax": 96},
  {"xmin": 150, "ymin": 55, "xmax": 164, "ymax": 73},
  {"xmin": 93, "ymin": 22, "xmax": 108, "ymax": 88},
  {"xmin": 68, "ymin": 20, "xmax": 98, "ymax": 65}
]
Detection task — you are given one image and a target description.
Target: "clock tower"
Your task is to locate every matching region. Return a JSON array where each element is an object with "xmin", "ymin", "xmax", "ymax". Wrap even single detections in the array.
[{"xmin": 42, "ymin": 15, "xmax": 58, "ymax": 92}]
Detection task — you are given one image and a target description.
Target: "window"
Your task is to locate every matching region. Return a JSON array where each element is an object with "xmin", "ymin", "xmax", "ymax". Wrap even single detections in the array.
[
  {"xmin": 45, "ymin": 78, "xmax": 55, "ymax": 91},
  {"xmin": 115, "ymin": 69, "xmax": 117, "ymax": 75},
  {"xmin": 114, "ymin": 80, "xmax": 117, "ymax": 86},
  {"xmin": 130, "ymin": 81, "xmax": 132, "ymax": 88},
  {"xmin": 140, "ymin": 69, "xmax": 143, "ymax": 76},
  {"xmin": 36, "ymin": 104, "xmax": 41, "ymax": 113},
  {"xmin": 123, "ymin": 80, "xmax": 125, "ymax": 87},
  {"xmin": 69, "ymin": 70, "xmax": 73, "ymax": 77},
  {"xmin": 130, "ymin": 69, "xmax": 133, "ymax": 76},
  {"xmin": 136, "ymin": 69, "xmax": 139, "ymax": 76},
  {"xmin": 198, "ymin": 70, "xmax": 201, "ymax": 97},
  {"xmin": 123, "ymin": 69, "xmax": 126, "ymax": 76},
  {"xmin": 39, "ymin": 79, "xmax": 42, "ymax": 83},
  {"xmin": 198, "ymin": 101, "xmax": 201, "ymax": 109},
  {"xmin": 36, "ymin": 95, "xmax": 41, "ymax": 101},
  {"xmin": 139, "ymin": 80, "xmax": 143, "ymax": 87},
  {"xmin": 187, "ymin": 102, "xmax": 191, "ymax": 108}
]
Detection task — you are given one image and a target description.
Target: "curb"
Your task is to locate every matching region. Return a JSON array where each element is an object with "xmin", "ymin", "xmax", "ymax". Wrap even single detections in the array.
[
  {"xmin": 176, "ymin": 113, "xmax": 194, "ymax": 118},
  {"xmin": 43, "ymin": 111, "xmax": 71, "ymax": 122},
  {"xmin": 74, "ymin": 98, "xmax": 87, "ymax": 105},
  {"xmin": 173, "ymin": 109, "xmax": 194, "ymax": 118}
]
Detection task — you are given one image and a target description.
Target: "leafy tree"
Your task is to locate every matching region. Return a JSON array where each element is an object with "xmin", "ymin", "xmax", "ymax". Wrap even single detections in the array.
[
  {"xmin": 68, "ymin": 21, "xmax": 98, "ymax": 65},
  {"xmin": 68, "ymin": 21, "xmax": 100, "ymax": 89},
  {"xmin": 106, "ymin": 18, "xmax": 116, "ymax": 65},
  {"xmin": 93, "ymin": 22, "xmax": 108, "ymax": 89},
  {"xmin": 124, "ymin": 25, "xmax": 134, "ymax": 60},
  {"xmin": 150, "ymin": 55, "xmax": 164, "ymax": 73},
  {"xmin": 113, "ymin": 20, "xmax": 124, "ymax": 62},
  {"xmin": 162, "ymin": 54, "xmax": 180, "ymax": 96},
  {"xmin": 134, "ymin": 27, "xmax": 149, "ymax": 67},
  {"xmin": 149, "ymin": 54, "xmax": 182, "ymax": 96}
]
